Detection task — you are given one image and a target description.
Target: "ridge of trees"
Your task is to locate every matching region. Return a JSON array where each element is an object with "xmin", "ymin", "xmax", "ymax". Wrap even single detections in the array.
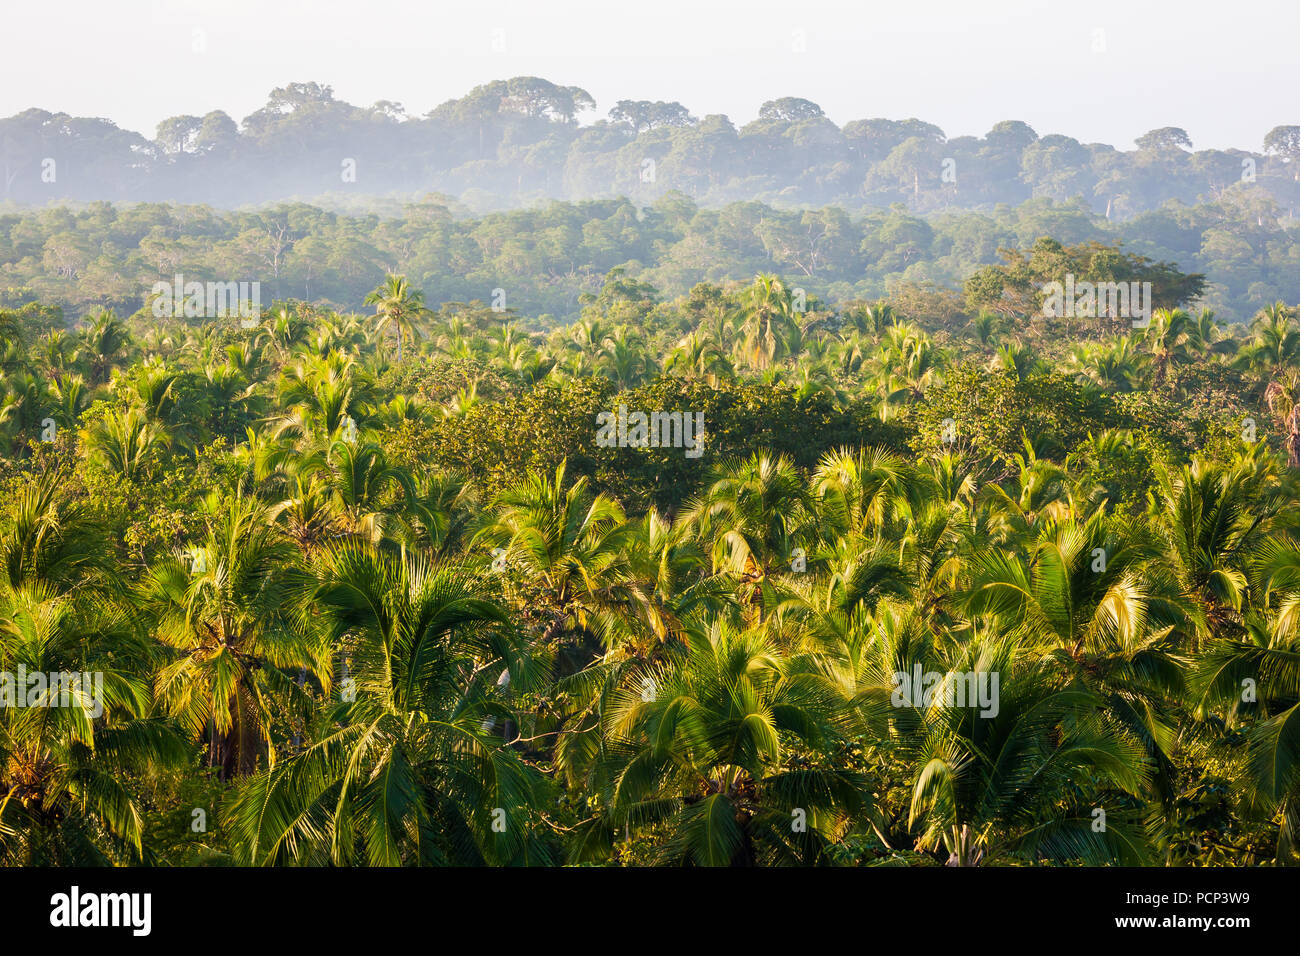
[{"xmin": 3, "ymin": 76, "xmax": 1298, "ymax": 220}]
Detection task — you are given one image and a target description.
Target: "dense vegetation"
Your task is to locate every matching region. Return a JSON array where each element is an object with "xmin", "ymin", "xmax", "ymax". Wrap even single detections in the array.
[
  {"xmin": 5, "ymin": 247, "xmax": 1300, "ymax": 866},
  {"xmin": 1, "ymin": 184, "xmax": 1297, "ymax": 325}
]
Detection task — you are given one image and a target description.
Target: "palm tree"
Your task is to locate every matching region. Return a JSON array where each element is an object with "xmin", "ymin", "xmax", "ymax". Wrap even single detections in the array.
[
  {"xmin": 1151, "ymin": 456, "xmax": 1279, "ymax": 646},
  {"xmin": 440, "ymin": 383, "xmax": 480, "ymax": 420},
  {"xmin": 224, "ymin": 544, "xmax": 552, "ymax": 865},
  {"xmin": 1191, "ymin": 308, "xmax": 1224, "ymax": 358},
  {"xmin": 1239, "ymin": 302, "xmax": 1300, "ymax": 381},
  {"xmin": 270, "ymin": 474, "xmax": 338, "ymax": 556},
  {"xmin": 685, "ymin": 453, "xmax": 814, "ymax": 617},
  {"xmin": 812, "ymin": 446, "xmax": 915, "ymax": 543},
  {"xmin": 128, "ymin": 363, "xmax": 179, "ymax": 423},
  {"xmin": 0, "ymin": 594, "xmax": 187, "ymax": 864},
  {"xmin": 665, "ymin": 329, "xmax": 734, "ymax": 385},
  {"xmin": 48, "ymin": 374, "xmax": 87, "ymax": 432},
  {"xmin": 306, "ymin": 439, "xmax": 414, "ymax": 544},
  {"xmin": 273, "ymin": 353, "xmax": 373, "ymax": 443},
  {"xmin": 990, "ymin": 341, "xmax": 1045, "ymax": 381},
  {"xmin": 140, "ymin": 490, "xmax": 325, "ymax": 779},
  {"xmin": 970, "ymin": 310, "xmax": 1002, "ymax": 348},
  {"xmin": 1067, "ymin": 337, "xmax": 1145, "ymax": 392},
  {"xmin": 0, "ymin": 468, "xmax": 185, "ymax": 863},
  {"xmin": 0, "ymin": 370, "xmax": 52, "ymax": 455},
  {"xmin": 398, "ymin": 470, "xmax": 479, "ymax": 559},
  {"xmin": 76, "ymin": 310, "xmax": 131, "ymax": 385},
  {"xmin": 736, "ymin": 274, "xmax": 799, "ymax": 372},
  {"xmin": 1144, "ymin": 307, "xmax": 1195, "ymax": 388},
  {"xmin": 567, "ymin": 317, "xmax": 610, "ymax": 359},
  {"xmin": 478, "ymin": 461, "xmax": 626, "ymax": 659},
  {"xmin": 0, "ymin": 308, "xmax": 24, "ymax": 349},
  {"xmin": 1263, "ymin": 368, "xmax": 1300, "ymax": 467},
  {"xmin": 596, "ymin": 508, "xmax": 732, "ymax": 656},
  {"xmin": 257, "ymin": 304, "xmax": 311, "ymax": 360},
  {"xmin": 364, "ymin": 274, "xmax": 431, "ymax": 363},
  {"xmin": 502, "ymin": 341, "xmax": 556, "ymax": 387},
  {"xmin": 831, "ymin": 332, "xmax": 869, "ymax": 377},
  {"xmin": 875, "ymin": 323, "xmax": 945, "ymax": 418},
  {"xmin": 569, "ymin": 620, "xmax": 871, "ymax": 865},
  {"xmin": 964, "ymin": 512, "xmax": 1191, "ymax": 799},
  {"xmin": 596, "ymin": 327, "xmax": 655, "ymax": 388},
  {"xmin": 1191, "ymin": 536, "xmax": 1300, "ymax": 861},
  {"xmin": 0, "ymin": 468, "xmax": 103, "ymax": 598},
  {"xmin": 898, "ymin": 640, "xmax": 1151, "ymax": 865},
  {"xmin": 843, "ymin": 300, "xmax": 899, "ymax": 336},
  {"xmin": 84, "ymin": 406, "xmax": 169, "ymax": 481},
  {"xmin": 34, "ymin": 330, "xmax": 72, "ymax": 383}
]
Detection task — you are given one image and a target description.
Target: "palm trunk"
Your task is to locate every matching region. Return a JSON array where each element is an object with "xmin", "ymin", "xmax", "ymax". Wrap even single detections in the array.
[
  {"xmin": 1287, "ymin": 404, "xmax": 1300, "ymax": 468},
  {"xmin": 946, "ymin": 824, "xmax": 983, "ymax": 866}
]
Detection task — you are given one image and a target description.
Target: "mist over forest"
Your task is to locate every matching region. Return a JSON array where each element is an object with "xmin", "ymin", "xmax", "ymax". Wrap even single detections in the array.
[
  {"xmin": 2, "ymin": 77, "xmax": 1299, "ymax": 324},
  {"xmin": 5, "ymin": 77, "xmax": 1297, "ymax": 215}
]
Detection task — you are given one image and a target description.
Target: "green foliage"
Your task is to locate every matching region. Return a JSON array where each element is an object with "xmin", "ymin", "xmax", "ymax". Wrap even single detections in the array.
[
  {"xmin": 4, "ymin": 250, "xmax": 1300, "ymax": 868},
  {"xmin": 909, "ymin": 365, "xmax": 1122, "ymax": 468}
]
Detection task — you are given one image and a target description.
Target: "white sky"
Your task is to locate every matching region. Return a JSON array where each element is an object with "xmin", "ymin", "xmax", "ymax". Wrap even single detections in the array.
[{"xmin": 1, "ymin": 0, "xmax": 1293, "ymax": 151}]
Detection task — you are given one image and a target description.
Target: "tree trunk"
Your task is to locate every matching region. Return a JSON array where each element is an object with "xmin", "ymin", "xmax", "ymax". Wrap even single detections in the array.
[
  {"xmin": 1287, "ymin": 405, "xmax": 1300, "ymax": 468},
  {"xmin": 946, "ymin": 824, "xmax": 984, "ymax": 866}
]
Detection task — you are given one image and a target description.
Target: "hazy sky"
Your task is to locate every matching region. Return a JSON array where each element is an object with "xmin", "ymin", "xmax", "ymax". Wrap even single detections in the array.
[{"xmin": 2, "ymin": 0, "xmax": 1293, "ymax": 151}]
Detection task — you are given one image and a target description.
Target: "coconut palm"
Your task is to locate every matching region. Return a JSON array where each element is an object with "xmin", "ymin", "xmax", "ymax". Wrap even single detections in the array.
[
  {"xmin": 596, "ymin": 327, "xmax": 655, "ymax": 388},
  {"xmin": 665, "ymin": 329, "xmax": 734, "ymax": 385},
  {"xmin": 223, "ymin": 544, "xmax": 552, "ymax": 865},
  {"xmin": 140, "ymin": 490, "xmax": 326, "ymax": 779},
  {"xmin": 735, "ymin": 274, "xmax": 799, "ymax": 371},
  {"xmin": 0, "ymin": 594, "xmax": 186, "ymax": 864},
  {"xmin": 305, "ymin": 439, "xmax": 415, "ymax": 544},
  {"xmin": 76, "ymin": 310, "xmax": 131, "ymax": 385},
  {"xmin": 569, "ymin": 620, "xmax": 872, "ymax": 865},
  {"xmin": 0, "ymin": 469, "xmax": 104, "ymax": 599},
  {"xmin": 1239, "ymin": 302, "xmax": 1300, "ymax": 380},
  {"xmin": 875, "ymin": 323, "xmax": 944, "ymax": 417},
  {"xmin": 964, "ymin": 511, "xmax": 1192, "ymax": 799},
  {"xmin": 685, "ymin": 453, "xmax": 816, "ymax": 618},
  {"xmin": 0, "ymin": 370, "xmax": 52, "ymax": 454},
  {"xmin": 364, "ymin": 274, "xmax": 431, "ymax": 363},
  {"xmin": 478, "ymin": 461, "xmax": 627, "ymax": 657},
  {"xmin": 397, "ymin": 470, "xmax": 479, "ymax": 559},
  {"xmin": 898, "ymin": 639, "xmax": 1152, "ymax": 865},
  {"xmin": 1144, "ymin": 307, "xmax": 1196, "ymax": 388},
  {"xmin": 990, "ymin": 341, "xmax": 1045, "ymax": 381},
  {"xmin": 273, "ymin": 352, "xmax": 373, "ymax": 443},
  {"xmin": 1067, "ymin": 337, "xmax": 1146, "ymax": 392},
  {"xmin": 1151, "ymin": 456, "xmax": 1280, "ymax": 645},
  {"xmin": 84, "ymin": 405, "xmax": 169, "ymax": 481}
]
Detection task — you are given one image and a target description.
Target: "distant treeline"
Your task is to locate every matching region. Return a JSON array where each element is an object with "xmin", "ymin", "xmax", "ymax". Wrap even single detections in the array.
[
  {"xmin": 0, "ymin": 187, "xmax": 1293, "ymax": 323},
  {"xmin": 3, "ymin": 76, "xmax": 1300, "ymax": 219}
]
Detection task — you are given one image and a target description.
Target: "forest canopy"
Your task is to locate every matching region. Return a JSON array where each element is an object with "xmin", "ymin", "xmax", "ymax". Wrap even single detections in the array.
[
  {"xmin": 5, "ymin": 75, "xmax": 1300, "ymax": 871},
  {"xmin": 4, "ymin": 253, "xmax": 1300, "ymax": 865},
  {"xmin": 0, "ymin": 188, "xmax": 1291, "ymax": 325}
]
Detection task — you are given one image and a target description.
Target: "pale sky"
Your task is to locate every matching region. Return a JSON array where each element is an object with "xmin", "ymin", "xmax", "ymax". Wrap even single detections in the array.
[{"xmin": 2, "ymin": 0, "xmax": 1293, "ymax": 152}]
